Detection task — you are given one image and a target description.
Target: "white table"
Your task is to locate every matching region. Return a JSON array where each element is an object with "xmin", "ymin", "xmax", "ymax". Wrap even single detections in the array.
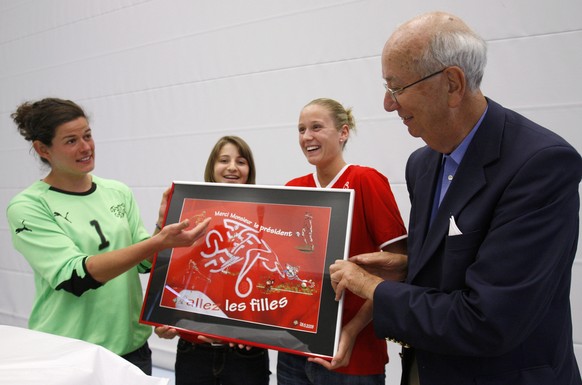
[{"xmin": 0, "ymin": 325, "xmax": 168, "ymax": 385}]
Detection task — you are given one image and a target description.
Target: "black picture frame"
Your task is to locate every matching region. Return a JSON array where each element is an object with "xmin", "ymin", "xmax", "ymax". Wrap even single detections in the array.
[{"xmin": 140, "ymin": 181, "xmax": 354, "ymax": 359}]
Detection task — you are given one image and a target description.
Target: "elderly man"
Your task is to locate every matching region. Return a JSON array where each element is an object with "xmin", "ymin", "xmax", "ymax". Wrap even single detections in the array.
[{"xmin": 330, "ymin": 11, "xmax": 582, "ymax": 385}]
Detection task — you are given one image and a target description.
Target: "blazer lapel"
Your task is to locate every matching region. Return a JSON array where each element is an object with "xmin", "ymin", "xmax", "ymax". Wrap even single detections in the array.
[
  {"xmin": 406, "ymin": 150, "xmax": 441, "ymax": 280},
  {"xmin": 414, "ymin": 152, "xmax": 441, "ymax": 243},
  {"xmin": 408, "ymin": 99, "xmax": 505, "ymax": 282}
]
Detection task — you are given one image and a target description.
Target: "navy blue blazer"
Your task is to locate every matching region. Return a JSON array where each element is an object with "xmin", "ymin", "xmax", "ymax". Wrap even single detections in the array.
[{"xmin": 373, "ymin": 99, "xmax": 582, "ymax": 384}]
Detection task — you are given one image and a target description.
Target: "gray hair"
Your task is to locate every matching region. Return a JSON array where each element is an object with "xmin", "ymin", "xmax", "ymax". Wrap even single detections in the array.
[{"xmin": 419, "ymin": 29, "xmax": 487, "ymax": 91}]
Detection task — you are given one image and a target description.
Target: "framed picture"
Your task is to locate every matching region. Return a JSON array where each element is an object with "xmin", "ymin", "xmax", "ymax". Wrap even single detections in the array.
[{"xmin": 140, "ymin": 181, "xmax": 354, "ymax": 359}]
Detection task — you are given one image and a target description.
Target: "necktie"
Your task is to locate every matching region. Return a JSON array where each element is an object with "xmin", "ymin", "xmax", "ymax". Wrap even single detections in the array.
[{"xmin": 430, "ymin": 156, "xmax": 446, "ymax": 225}]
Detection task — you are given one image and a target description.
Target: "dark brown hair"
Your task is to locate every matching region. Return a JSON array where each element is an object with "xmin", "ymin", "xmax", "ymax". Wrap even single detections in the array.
[{"xmin": 11, "ymin": 98, "xmax": 87, "ymax": 164}]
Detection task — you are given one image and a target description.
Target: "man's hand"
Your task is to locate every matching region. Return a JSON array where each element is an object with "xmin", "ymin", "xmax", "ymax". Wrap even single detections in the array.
[
  {"xmin": 350, "ymin": 251, "xmax": 408, "ymax": 282},
  {"xmin": 330, "ymin": 260, "xmax": 383, "ymax": 301}
]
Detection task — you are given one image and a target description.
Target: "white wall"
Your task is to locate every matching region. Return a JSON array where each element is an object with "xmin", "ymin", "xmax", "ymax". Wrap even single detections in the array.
[{"xmin": 0, "ymin": 0, "xmax": 581, "ymax": 383}]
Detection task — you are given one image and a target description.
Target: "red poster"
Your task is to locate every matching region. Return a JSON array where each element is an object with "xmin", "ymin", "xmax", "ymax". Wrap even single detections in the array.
[
  {"xmin": 161, "ymin": 199, "xmax": 330, "ymax": 333},
  {"xmin": 141, "ymin": 182, "xmax": 353, "ymax": 358}
]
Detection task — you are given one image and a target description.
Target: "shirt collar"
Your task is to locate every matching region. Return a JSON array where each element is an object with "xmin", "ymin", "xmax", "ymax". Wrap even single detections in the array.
[{"xmin": 447, "ymin": 105, "xmax": 488, "ymax": 165}]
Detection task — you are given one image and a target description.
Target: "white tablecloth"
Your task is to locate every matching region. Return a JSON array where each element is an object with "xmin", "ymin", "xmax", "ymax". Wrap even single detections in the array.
[{"xmin": 0, "ymin": 325, "xmax": 168, "ymax": 385}]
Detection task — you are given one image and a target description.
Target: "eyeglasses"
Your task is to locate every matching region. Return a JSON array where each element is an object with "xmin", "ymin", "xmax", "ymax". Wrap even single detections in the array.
[{"xmin": 384, "ymin": 69, "xmax": 446, "ymax": 104}]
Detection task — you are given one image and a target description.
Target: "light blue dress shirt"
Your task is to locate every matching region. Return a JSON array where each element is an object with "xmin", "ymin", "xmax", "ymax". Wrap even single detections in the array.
[{"xmin": 438, "ymin": 106, "xmax": 488, "ymax": 205}]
